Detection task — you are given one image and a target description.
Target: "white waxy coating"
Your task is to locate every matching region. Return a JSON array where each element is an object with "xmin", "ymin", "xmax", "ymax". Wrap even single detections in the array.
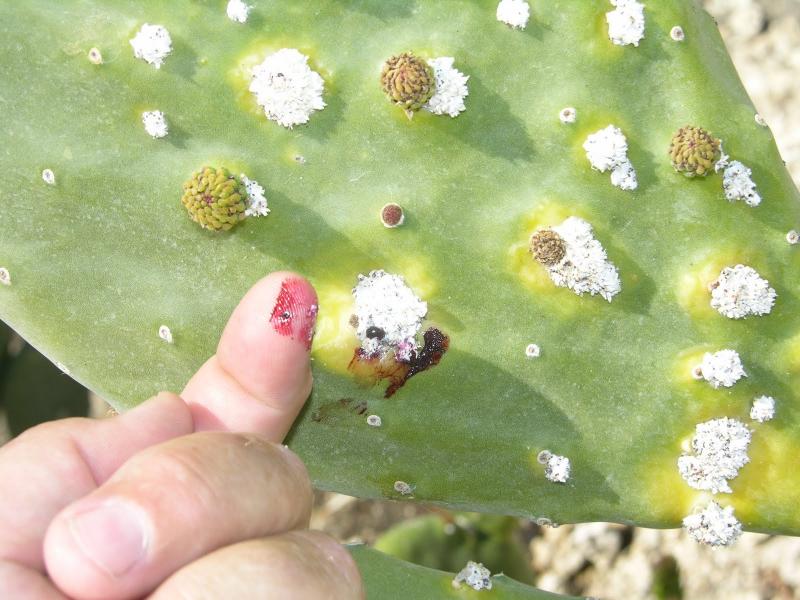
[
  {"xmin": 670, "ymin": 26, "xmax": 685, "ymax": 41},
  {"xmin": 525, "ymin": 343, "xmax": 541, "ymax": 358},
  {"xmin": 496, "ymin": 0, "xmax": 530, "ymax": 30},
  {"xmin": 559, "ymin": 107, "xmax": 577, "ymax": 124},
  {"xmin": 88, "ymin": 47, "xmax": 103, "ymax": 64},
  {"xmin": 366, "ymin": 414, "xmax": 382, "ymax": 427},
  {"xmin": 787, "ymin": 230, "xmax": 799, "ymax": 245},
  {"xmin": 697, "ymin": 349, "xmax": 746, "ymax": 388},
  {"xmin": 226, "ymin": 0, "xmax": 251, "ymax": 23},
  {"xmin": 710, "ymin": 264, "xmax": 776, "ymax": 319},
  {"xmin": 583, "ymin": 125, "xmax": 638, "ymax": 190},
  {"xmin": 142, "ymin": 111, "xmax": 168, "ymax": 138},
  {"xmin": 241, "ymin": 175, "xmax": 270, "ymax": 218},
  {"xmin": 606, "ymin": 0, "xmax": 646, "ymax": 47},
  {"xmin": 393, "ymin": 480, "xmax": 414, "ymax": 495},
  {"xmin": 683, "ymin": 501, "xmax": 742, "ymax": 547},
  {"xmin": 352, "ymin": 270, "xmax": 427, "ymax": 357},
  {"xmin": 754, "ymin": 113, "xmax": 767, "ymax": 127},
  {"xmin": 249, "ymin": 48, "xmax": 326, "ymax": 129},
  {"xmin": 677, "ymin": 417, "xmax": 751, "ymax": 494},
  {"xmin": 609, "ymin": 159, "xmax": 637, "ymax": 191},
  {"xmin": 750, "ymin": 395, "xmax": 776, "ymax": 423},
  {"xmin": 130, "ymin": 24, "xmax": 172, "ymax": 69},
  {"xmin": 543, "ymin": 217, "xmax": 622, "ymax": 302},
  {"xmin": 423, "ymin": 57, "xmax": 469, "ymax": 118},
  {"xmin": 453, "ymin": 561, "xmax": 493, "ymax": 591},
  {"xmin": 538, "ymin": 450, "xmax": 571, "ymax": 483},
  {"xmin": 158, "ymin": 325, "xmax": 173, "ymax": 344},
  {"xmin": 0, "ymin": 268, "xmax": 10, "ymax": 286},
  {"xmin": 722, "ymin": 160, "xmax": 761, "ymax": 207},
  {"xmin": 42, "ymin": 169, "xmax": 55, "ymax": 185}
]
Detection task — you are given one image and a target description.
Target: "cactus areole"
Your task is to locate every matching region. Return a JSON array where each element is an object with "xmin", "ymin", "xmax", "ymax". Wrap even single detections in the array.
[
  {"xmin": 380, "ymin": 52, "xmax": 436, "ymax": 118},
  {"xmin": 2, "ymin": 0, "xmax": 800, "ymax": 573}
]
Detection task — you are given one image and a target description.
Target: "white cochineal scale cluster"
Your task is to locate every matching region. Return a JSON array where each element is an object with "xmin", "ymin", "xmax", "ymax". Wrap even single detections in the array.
[
  {"xmin": 496, "ymin": 0, "xmax": 530, "ymax": 30},
  {"xmin": 583, "ymin": 125, "xmax": 638, "ymax": 191},
  {"xmin": 130, "ymin": 23, "xmax": 172, "ymax": 69},
  {"xmin": 606, "ymin": 0, "xmax": 646, "ymax": 47},
  {"xmin": 540, "ymin": 217, "xmax": 622, "ymax": 302},
  {"xmin": 452, "ymin": 561, "xmax": 493, "ymax": 591},
  {"xmin": 678, "ymin": 261, "xmax": 779, "ymax": 545},
  {"xmin": 351, "ymin": 270, "xmax": 428, "ymax": 361},
  {"xmin": 249, "ymin": 48, "xmax": 326, "ymax": 129},
  {"xmin": 423, "ymin": 58, "xmax": 469, "ymax": 118}
]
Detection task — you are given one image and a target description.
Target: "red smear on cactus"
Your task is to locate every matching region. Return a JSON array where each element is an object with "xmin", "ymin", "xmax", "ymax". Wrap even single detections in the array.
[
  {"xmin": 349, "ymin": 327, "xmax": 449, "ymax": 397},
  {"xmin": 269, "ymin": 277, "xmax": 318, "ymax": 349}
]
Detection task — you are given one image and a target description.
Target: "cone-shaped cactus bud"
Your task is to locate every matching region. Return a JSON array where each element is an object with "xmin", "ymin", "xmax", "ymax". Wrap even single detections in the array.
[
  {"xmin": 669, "ymin": 126, "xmax": 721, "ymax": 177},
  {"xmin": 529, "ymin": 229, "xmax": 566, "ymax": 266},
  {"xmin": 181, "ymin": 167, "xmax": 247, "ymax": 231},
  {"xmin": 380, "ymin": 52, "xmax": 436, "ymax": 118}
]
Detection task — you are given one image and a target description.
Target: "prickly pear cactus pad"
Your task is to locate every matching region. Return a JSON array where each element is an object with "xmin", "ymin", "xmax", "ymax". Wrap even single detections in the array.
[
  {"xmin": 2, "ymin": 0, "xmax": 800, "ymax": 555},
  {"xmin": 349, "ymin": 545, "xmax": 574, "ymax": 599}
]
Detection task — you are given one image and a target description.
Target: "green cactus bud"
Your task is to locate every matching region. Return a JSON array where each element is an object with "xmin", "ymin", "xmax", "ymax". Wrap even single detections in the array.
[
  {"xmin": 380, "ymin": 52, "xmax": 436, "ymax": 118},
  {"xmin": 529, "ymin": 229, "xmax": 566, "ymax": 266},
  {"xmin": 669, "ymin": 125, "xmax": 722, "ymax": 177},
  {"xmin": 181, "ymin": 166, "xmax": 247, "ymax": 231}
]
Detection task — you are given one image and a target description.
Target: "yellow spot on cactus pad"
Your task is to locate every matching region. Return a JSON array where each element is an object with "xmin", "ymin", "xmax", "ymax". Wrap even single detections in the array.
[
  {"xmin": 640, "ymin": 446, "xmax": 696, "ymax": 522},
  {"xmin": 312, "ymin": 282, "xmax": 359, "ymax": 373},
  {"xmin": 181, "ymin": 166, "xmax": 247, "ymax": 231},
  {"xmin": 508, "ymin": 204, "xmax": 593, "ymax": 314},
  {"xmin": 675, "ymin": 250, "xmax": 762, "ymax": 318},
  {"xmin": 730, "ymin": 428, "xmax": 800, "ymax": 528},
  {"xmin": 391, "ymin": 256, "xmax": 438, "ymax": 299},
  {"xmin": 778, "ymin": 332, "xmax": 800, "ymax": 377}
]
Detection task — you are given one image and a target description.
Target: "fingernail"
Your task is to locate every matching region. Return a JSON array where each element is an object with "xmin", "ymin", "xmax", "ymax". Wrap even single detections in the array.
[
  {"xmin": 68, "ymin": 500, "xmax": 150, "ymax": 577},
  {"xmin": 269, "ymin": 277, "xmax": 318, "ymax": 349}
]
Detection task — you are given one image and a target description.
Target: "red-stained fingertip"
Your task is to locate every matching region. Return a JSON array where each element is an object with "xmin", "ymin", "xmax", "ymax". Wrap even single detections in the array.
[
  {"xmin": 181, "ymin": 272, "xmax": 317, "ymax": 439},
  {"xmin": 269, "ymin": 277, "xmax": 319, "ymax": 350}
]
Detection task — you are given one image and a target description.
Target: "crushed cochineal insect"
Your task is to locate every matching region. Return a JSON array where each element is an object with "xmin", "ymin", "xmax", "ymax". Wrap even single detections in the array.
[{"xmin": 348, "ymin": 327, "xmax": 449, "ymax": 397}]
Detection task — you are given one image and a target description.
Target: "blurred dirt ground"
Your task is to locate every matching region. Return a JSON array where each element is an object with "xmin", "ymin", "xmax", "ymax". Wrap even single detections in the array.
[{"xmin": 1, "ymin": 1, "xmax": 798, "ymax": 598}]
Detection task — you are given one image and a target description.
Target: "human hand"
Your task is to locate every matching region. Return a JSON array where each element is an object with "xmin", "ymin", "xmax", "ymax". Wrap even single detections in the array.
[{"xmin": 0, "ymin": 272, "xmax": 364, "ymax": 599}]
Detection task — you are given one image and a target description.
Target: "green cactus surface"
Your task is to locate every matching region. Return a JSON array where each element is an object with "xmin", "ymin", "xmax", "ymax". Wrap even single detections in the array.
[
  {"xmin": 2, "ymin": 0, "xmax": 800, "ymax": 583},
  {"xmin": 349, "ymin": 544, "xmax": 574, "ymax": 599}
]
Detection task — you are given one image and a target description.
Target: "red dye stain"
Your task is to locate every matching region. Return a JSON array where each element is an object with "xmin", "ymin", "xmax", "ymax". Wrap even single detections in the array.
[
  {"xmin": 348, "ymin": 327, "xmax": 449, "ymax": 398},
  {"xmin": 269, "ymin": 278, "xmax": 318, "ymax": 349}
]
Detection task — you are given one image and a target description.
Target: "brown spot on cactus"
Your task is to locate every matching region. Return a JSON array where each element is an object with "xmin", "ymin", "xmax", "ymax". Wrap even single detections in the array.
[
  {"xmin": 181, "ymin": 166, "xmax": 247, "ymax": 231},
  {"xmin": 380, "ymin": 52, "xmax": 436, "ymax": 118},
  {"xmin": 529, "ymin": 229, "xmax": 566, "ymax": 266},
  {"xmin": 348, "ymin": 326, "xmax": 449, "ymax": 398},
  {"xmin": 669, "ymin": 126, "xmax": 721, "ymax": 177},
  {"xmin": 310, "ymin": 398, "xmax": 368, "ymax": 423},
  {"xmin": 381, "ymin": 203, "xmax": 405, "ymax": 228}
]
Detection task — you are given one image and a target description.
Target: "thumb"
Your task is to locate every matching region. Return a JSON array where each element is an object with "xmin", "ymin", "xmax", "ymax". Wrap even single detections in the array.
[{"xmin": 181, "ymin": 272, "xmax": 318, "ymax": 440}]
